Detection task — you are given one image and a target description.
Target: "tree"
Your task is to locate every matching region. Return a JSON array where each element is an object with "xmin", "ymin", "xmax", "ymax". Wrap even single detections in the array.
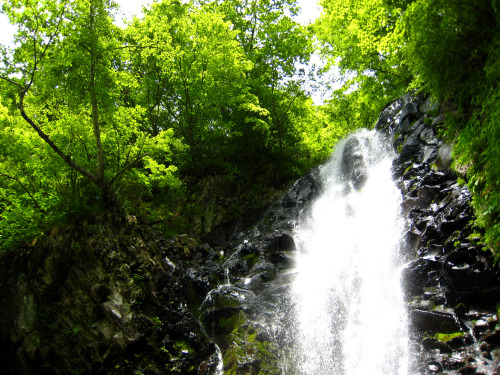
[
  {"xmin": 0, "ymin": 0, "xmax": 182, "ymax": 250},
  {"xmin": 128, "ymin": 0, "xmax": 253, "ymax": 171},
  {"xmin": 0, "ymin": 0, "xmax": 178, "ymax": 208},
  {"xmin": 194, "ymin": 0, "xmax": 315, "ymax": 175},
  {"xmin": 315, "ymin": 0, "xmax": 411, "ymax": 127},
  {"xmin": 394, "ymin": 0, "xmax": 496, "ymax": 104}
]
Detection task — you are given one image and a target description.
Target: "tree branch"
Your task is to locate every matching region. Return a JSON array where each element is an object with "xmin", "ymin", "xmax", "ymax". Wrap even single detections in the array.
[
  {"xmin": 110, "ymin": 148, "xmax": 146, "ymax": 184},
  {"xmin": 18, "ymin": 92, "xmax": 99, "ymax": 184},
  {"xmin": 0, "ymin": 171, "xmax": 46, "ymax": 214},
  {"xmin": 0, "ymin": 76, "xmax": 23, "ymax": 89}
]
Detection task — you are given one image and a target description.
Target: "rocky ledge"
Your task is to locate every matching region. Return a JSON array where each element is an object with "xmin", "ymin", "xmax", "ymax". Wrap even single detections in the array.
[{"xmin": 0, "ymin": 222, "xmax": 217, "ymax": 375}]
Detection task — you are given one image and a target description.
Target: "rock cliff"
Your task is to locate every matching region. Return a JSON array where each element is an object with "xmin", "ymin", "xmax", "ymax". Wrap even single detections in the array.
[
  {"xmin": 0, "ymin": 220, "xmax": 216, "ymax": 374},
  {"xmin": 376, "ymin": 93, "xmax": 500, "ymax": 374}
]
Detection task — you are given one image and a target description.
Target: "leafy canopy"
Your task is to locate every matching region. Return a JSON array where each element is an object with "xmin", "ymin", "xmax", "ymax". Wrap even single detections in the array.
[
  {"xmin": 0, "ymin": 0, "xmax": 343, "ymax": 251},
  {"xmin": 0, "ymin": 0, "xmax": 180, "ymax": 250}
]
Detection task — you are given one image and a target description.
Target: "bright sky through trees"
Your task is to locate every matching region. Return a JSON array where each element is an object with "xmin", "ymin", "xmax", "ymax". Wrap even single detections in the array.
[
  {"xmin": 0, "ymin": 0, "xmax": 321, "ymax": 46},
  {"xmin": 116, "ymin": 0, "xmax": 321, "ymax": 24}
]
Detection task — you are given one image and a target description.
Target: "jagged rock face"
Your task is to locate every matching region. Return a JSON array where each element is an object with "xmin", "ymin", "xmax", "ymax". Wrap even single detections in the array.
[
  {"xmin": 377, "ymin": 93, "xmax": 500, "ymax": 374},
  {"xmin": 200, "ymin": 93, "xmax": 500, "ymax": 374},
  {"xmin": 0, "ymin": 167, "xmax": 321, "ymax": 375},
  {"xmin": 194, "ymin": 173, "xmax": 322, "ymax": 374},
  {"xmin": 0, "ymin": 224, "xmax": 216, "ymax": 375}
]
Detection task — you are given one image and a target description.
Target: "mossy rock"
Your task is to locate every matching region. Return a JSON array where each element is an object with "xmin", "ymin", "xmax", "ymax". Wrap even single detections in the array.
[
  {"xmin": 433, "ymin": 331, "xmax": 464, "ymax": 342},
  {"xmin": 221, "ymin": 324, "xmax": 280, "ymax": 375},
  {"xmin": 202, "ymin": 308, "xmax": 245, "ymax": 349}
]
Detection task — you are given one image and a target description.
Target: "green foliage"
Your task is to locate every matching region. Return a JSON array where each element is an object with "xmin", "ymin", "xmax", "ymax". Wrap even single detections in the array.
[
  {"xmin": 455, "ymin": 83, "xmax": 500, "ymax": 257},
  {"xmin": 315, "ymin": 0, "xmax": 411, "ymax": 128},
  {"xmin": 0, "ymin": 0, "xmax": 355, "ymax": 253},
  {"xmin": 128, "ymin": 0, "xmax": 253, "ymax": 169},
  {"xmin": 395, "ymin": 0, "xmax": 496, "ymax": 104},
  {"xmin": 0, "ymin": 0, "xmax": 182, "ymax": 251},
  {"xmin": 194, "ymin": 0, "xmax": 319, "ymax": 179}
]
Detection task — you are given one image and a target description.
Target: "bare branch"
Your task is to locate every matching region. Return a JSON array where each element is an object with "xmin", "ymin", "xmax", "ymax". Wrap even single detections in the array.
[
  {"xmin": 110, "ymin": 136, "xmax": 149, "ymax": 185},
  {"xmin": 110, "ymin": 153, "xmax": 143, "ymax": 184}
]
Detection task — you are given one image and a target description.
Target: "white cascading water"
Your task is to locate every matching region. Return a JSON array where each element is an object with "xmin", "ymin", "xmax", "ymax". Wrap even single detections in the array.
[{"xmin": 290, "ymin": 129, "xmax": 409, "ymax": 375}]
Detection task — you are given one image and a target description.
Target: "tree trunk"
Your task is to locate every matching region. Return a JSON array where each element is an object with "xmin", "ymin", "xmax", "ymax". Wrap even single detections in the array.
[{"xmin": 89, "ymin": 4, "xmax": 106, "ymax": 186}]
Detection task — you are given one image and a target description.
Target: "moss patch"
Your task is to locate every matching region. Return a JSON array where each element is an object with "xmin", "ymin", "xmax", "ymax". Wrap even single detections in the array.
[{"xmin": 433, "ymin": 332, "xmax": 464, "ymax": 342}]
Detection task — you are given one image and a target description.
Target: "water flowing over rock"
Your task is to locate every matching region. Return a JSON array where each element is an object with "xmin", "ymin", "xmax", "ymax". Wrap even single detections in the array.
[
  {"xmin": 198, "ymin": 93, "xmax": 500, "ymax": 374},
  {"xmin": 340, "ymin": 136, "xmax": 369, "ymax": 191},
  {"xmin": 196, "ymin": 129, "xmax": 410, "ymax": 374}
]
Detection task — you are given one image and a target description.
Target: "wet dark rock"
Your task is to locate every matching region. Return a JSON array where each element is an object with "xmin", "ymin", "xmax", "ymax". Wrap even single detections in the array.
[
  {"xmin": 377, "ymin": 92, "xmax": 500, "ymax": 373},
  {"xmin": 448, "ymin": 334, "xmax": 473, "ymax": 350},
  {"xmin": 237, "ymin": 359, "xmax": 261, "ymax": 374},
  {"xmin": 482, "ymin": 330, "xmax": 500, "ymax": 346},
  {"xmin": 400, "ymin": 102, "xmax": 420, "ymax": 124},
  {"xmin": 269, "ymin": 251, "xmax": 296, "ymax": 270},
  {"xmin": 0, "ymin": 226, "xmax": 214, "ymax": 375},
  {"xmin": 402, "ymin": 197, "xmax": 419, "ymax": 213},
  {"xmin": 420, "ymin": 128, "xmax": 438, "ymax": 145},
  {"xmin": 418, "ymin": 185, "xmax": 440, "ymax": 208},
  {"xmin": 436, "ymin": 143, "xmax": 454, "ymax": 171},
  {"xmin": 249, "ymin": 259, "xmax": 277, "ymax": 282},
  {"xmin": 459, "ymin": 365, "xmax": 479, "ymax": 374},
  {"xmin": 432, "ymin": 113, "xmax": 446, "ymax": 126},
  {"xmin": 280, "ymin": 167, "xmax": 321, "ymax": 210},
  {"xmin": 422, "ymin": 338, "xmax": 452, "ymax": 353},
  {"xmin": 341, "ymin": 137, "xmax": 368, "ymax": 190},
  {"xmin": 210, "ymin": 230, "xmax": 227, "ymax": 246},
  {"xmin": 265, "ymin": 233, "xmax": 296, "ymax": 253},
  {"xmin": 410, "ymin": 309, "xmax": 461, "ymax": 333},
  {"xmin": 402, "ymin": 259, "xmax": 442, "ymax": 297},
  {"xmin": 255, "ymin": 331, "xmax": 271, "ymax": 342},
  {"xmin": 443, "ymin": 356, "xmax": 468, "ymax": 371},
  {"xmin": 400, "ymin": 134, "xmax": 421, "ymax": 159},
  {"xmin": 420, "ymin": 170, "xmax": 450, "ymax": 186},
  {"xmin": 428, "ymin": 362, "xmax": 444, "ymax": 373}
]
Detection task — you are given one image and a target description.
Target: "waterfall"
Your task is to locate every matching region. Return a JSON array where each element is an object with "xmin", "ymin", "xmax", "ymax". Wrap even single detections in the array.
[{"xmin": 290, "ymin": 129, "xmax": 409, "ymax": 375}]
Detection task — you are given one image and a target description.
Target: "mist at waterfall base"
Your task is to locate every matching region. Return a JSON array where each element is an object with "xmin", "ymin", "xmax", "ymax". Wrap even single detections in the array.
[{"xmin": 285, "ymin": 129, "xmax": 409, "ymax": 375}]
